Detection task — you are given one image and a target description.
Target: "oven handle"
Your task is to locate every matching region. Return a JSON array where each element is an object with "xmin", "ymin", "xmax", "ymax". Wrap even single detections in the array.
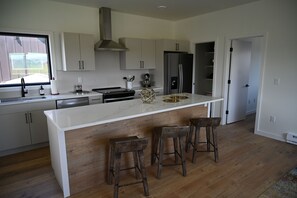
[{"xmin": 104, "ymin": 96, "xmax": 135, "ymax": 103}]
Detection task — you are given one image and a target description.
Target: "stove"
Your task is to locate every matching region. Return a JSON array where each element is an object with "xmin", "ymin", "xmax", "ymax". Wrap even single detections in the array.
[{"xmin": 92, "ymin": 87, "xmax": 135, "ymax": 103}]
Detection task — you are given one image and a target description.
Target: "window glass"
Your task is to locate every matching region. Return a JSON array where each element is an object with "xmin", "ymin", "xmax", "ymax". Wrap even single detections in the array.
[{"xmin": 0, "ymin": 32, "xmax": 52, "ymax": 87}]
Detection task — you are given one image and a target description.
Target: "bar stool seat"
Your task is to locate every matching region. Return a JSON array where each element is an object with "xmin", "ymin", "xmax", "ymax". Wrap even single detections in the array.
[
  {"xmin": 186, "ymin": 117, "xmax": 221, "ymax": 163},
  {"xmin": 107, "ymin": 136, "xmax": 149, "ymax": 198},
  {"xmin": 151, "ymin": 126, "xmax": 189, "ymax": 179}
]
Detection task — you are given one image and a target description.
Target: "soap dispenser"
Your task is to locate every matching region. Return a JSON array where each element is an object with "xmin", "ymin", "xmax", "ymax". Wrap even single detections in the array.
[{"xmin": 39, "ymin": 85, "xmax": 45, "ymax": 95}]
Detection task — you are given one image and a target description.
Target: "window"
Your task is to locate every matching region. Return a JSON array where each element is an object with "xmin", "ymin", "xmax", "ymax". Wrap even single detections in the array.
[{"xmin": 0, "ymin": 32, "xmax": 52, "ymax": 87}]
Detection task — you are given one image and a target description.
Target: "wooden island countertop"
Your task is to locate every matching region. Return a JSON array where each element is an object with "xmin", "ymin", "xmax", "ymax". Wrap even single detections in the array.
[{"xmin": 44, "ymin": 93, "xmax": 223, "ymax": 197}]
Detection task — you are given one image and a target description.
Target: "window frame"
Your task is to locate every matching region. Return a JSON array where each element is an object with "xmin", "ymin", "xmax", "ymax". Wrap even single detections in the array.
[{"xmin": 0, "ymin": 31, "xmax": 53, "ymax": 88}]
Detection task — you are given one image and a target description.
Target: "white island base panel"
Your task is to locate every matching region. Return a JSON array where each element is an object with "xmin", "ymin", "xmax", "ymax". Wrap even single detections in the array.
[
  {"xmin": 45, "ymin": 94, "xmax": 223, "ymax": 197},
  {"xmin": 47, "ymin": 119, "xmax": 70, "ymax": 197}
]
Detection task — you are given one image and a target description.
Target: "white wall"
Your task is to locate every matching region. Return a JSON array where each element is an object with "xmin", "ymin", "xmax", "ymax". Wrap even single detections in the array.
[
  {"xmin": 174, "ymin": 0, "xmax": 297, "ymax": 141},
  {"xmin": 0, "ymin": 0, "xmax": 174, "ymax": 92}
]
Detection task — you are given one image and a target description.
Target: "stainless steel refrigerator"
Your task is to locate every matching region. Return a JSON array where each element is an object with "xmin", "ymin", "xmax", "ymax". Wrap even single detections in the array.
[{"xmin": 164, "ymin": 52, "xmax": 193, "ymax": 94}]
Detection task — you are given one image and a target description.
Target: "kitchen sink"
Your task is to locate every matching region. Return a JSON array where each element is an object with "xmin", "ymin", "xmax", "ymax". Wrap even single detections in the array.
[{"xmin": 0, "ymin": 96, "xmax": 47, "ymax": 103}]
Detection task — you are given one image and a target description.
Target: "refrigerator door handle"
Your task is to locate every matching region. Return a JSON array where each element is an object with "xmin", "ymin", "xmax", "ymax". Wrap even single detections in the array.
[{"xmin": 178, "ymin": 64, "xmax": 183, "ymax": 93}]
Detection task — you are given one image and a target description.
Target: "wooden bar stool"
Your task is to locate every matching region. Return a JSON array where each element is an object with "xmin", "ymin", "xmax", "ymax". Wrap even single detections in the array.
[
  {"xmin": 107, "ymin": 136, "xmax": 149, "ymax": 198},
  {"xmin": 186, "ymin": 117, "xmax": 221, "ymax": 163},
  {"xmin": 151, "ymin": 126, "xmax": 189, "ymax": 179}
]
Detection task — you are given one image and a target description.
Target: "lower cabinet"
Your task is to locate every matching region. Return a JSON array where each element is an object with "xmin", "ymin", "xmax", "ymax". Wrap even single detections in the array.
[
  {"xmin": 30, "ymin": 109, "xmax": 53, "ymax": 144},
  {"xmin": 0, "ymin": 101, "xmax": 56, "ymax": 152},
  {"xmin": 0, "ymin": 113, "xmax": 32, "ymax": 151}
]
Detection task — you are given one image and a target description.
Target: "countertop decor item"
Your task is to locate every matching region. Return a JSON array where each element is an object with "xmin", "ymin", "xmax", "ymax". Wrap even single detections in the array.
[
  {"xmin": 142, "ymin": 73, "xmax": 151, "ymax": 87},
  {"xmin": 140, "ymin": 88, "xmax": 155, "ymax": 103},
  {"xmin": 123, "ymin": 75, "xmax": 135, "ymax": 89}
]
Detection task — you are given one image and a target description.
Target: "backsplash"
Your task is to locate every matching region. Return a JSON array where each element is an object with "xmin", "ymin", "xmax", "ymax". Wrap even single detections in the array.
[{"xmin": 56, "ymin": 51, "xmax": 150, "ymax": 92}]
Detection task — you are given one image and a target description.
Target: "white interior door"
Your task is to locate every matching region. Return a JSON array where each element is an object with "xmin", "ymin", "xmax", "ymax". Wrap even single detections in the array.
[{"xmin": 227, "ymin": 40, "xmax": 251, "ymax": 124}]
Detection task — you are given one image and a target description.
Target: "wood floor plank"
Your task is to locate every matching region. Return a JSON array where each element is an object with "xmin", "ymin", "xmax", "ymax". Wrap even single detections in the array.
[{"xmin": 0, "ymin": 114, "xmax": 296, "ymax": 198}]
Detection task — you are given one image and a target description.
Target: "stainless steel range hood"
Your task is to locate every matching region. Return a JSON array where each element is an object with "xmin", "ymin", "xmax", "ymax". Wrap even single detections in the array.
[{"xmin": 95, "ymin": 7, "xmax": 127, "ymax": 51}]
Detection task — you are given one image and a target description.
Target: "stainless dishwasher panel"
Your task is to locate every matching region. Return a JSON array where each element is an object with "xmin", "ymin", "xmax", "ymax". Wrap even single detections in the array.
[{"xmin": 56, "ymin": 97, "xmax": 89, "ymax": 109}]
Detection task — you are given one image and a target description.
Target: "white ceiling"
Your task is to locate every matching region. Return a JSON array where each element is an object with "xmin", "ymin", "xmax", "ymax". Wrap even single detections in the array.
[{"xmin": 51, "ymin": 0, "xmax": 260, "ymax": 21}]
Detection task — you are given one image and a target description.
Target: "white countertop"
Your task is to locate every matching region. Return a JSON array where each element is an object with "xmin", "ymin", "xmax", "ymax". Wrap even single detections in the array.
[{"xmin": 44, "ymin": 93, "xmax": 223, "ymax": 131}]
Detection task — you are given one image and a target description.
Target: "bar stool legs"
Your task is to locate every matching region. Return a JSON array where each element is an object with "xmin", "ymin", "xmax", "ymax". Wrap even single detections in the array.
[
  {"xmin": 114, "ymin": 152, "xmax": 121, "ymax": 198},
  {"xmin": 152, "ymin": 126, "xmax": 189, "ymax": 179},
  {"xmin": 107, "ymin": 136, "xmax": 149, "ymax": 198},
  {"xmin": 187, "ymin": 117, "xmax": 221, "ymax": 163}
]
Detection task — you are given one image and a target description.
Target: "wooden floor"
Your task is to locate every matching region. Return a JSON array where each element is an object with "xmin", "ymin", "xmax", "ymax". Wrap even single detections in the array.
[{"xmin": 1, "ymin": 115, "xmax": 296, "ymax": 198}]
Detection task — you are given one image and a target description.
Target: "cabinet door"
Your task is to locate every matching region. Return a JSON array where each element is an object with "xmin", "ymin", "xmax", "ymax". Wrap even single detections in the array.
[
  {"xmin": 29, "ymin": 110, "xmax": 49, "ymax": 144},
  {"xmin": 79, "ymin": 34, "xmax": 95, "ymax": 70},
  {"xmin": 162, "ymin": 39, "xmax": 176, "ymax": 51},
  {"xmin": 161, "ymin": 39, "xmax": 189, "ymax": 52},
  {"xmin": 121, "ymin": 38, "xmax": 142, "ymax": 69},
  {"xmin": 62, "ymin": 32, "xmax": 81, "ymax": 71},
  {"xmin": 176, "ymin": 40, "xmax": 190, "ymax": 52},
  {"xmin": 141, "ymin": 39, "xmax": 156, "ymax": 69},
  {"xmin": 0, "ymin": 113, "xmax": 31, "ymax": 151},
  {"xmin": 29, "ymin": 101, "xmax": 56, "ymax": 144}
]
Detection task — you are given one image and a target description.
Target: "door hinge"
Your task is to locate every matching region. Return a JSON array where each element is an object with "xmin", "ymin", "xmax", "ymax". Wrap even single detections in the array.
[
  {"xmin": 226, "ymin": 110, "xmax": 229, "ymax": 115},
  {"xmin": 228, "ymin": 80, "xmax": 231, "ymax": 84},
  {"xmin": 230, "ymin": 47, "xmax": 233, "ymax": 52}
]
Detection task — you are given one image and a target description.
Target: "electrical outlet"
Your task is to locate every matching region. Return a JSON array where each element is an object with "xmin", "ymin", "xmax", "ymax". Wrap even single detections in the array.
[{"xmin": 269, "ymin": 116, "xmax": 276, "ymax": 123}]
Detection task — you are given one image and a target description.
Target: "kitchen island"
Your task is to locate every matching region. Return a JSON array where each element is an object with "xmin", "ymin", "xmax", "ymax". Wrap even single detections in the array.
[{"xmin": 44, "ymin": 93, "xmax": 223, "ymax": 197}]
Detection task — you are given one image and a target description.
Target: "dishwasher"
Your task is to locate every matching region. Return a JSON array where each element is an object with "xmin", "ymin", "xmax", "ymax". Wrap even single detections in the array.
[{"xmin": 56, "ymin": 97, "xmax": 89, "ymax": 109}]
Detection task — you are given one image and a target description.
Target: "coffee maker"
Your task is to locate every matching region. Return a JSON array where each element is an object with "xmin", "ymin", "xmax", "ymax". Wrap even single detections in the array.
[{"xmin": 142, "ymin": 73, "xmax": 151, "ymax": 87}]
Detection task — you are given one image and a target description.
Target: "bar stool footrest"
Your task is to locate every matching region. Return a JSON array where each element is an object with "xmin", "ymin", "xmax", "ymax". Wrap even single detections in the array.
[{"xmin": 118, "ymin": 180, "xmax": 145, "ymax": 188}]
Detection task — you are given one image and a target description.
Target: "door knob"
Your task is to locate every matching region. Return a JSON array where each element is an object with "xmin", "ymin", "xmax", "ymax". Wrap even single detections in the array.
[{"xmin": 245, "ymin": 84, "xmax": 249, "ymax": 87}]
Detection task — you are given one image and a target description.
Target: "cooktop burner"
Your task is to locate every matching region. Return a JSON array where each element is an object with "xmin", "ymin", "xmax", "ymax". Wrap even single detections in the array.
[
  {"xmin": 92, "ymin": 87, "xmax": 135, "ymax": 102},
  {"xmin": 92, "ymin": 87, "xmax": 134, "ymax": 94}
]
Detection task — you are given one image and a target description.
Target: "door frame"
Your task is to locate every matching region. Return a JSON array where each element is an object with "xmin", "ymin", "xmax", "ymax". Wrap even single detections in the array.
[
  {"xmin": 193, "ymin": 40, "xmax": 219, "ymax": 118},
  {"xmin": 222, "ymin": 33, "xmax": 267, "ymax": 133}
]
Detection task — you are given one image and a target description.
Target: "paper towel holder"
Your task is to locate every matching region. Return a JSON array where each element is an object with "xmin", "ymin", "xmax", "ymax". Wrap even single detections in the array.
[{"xmin": 50, "ymin": 77, "xmax": 59, "ymax": 95}]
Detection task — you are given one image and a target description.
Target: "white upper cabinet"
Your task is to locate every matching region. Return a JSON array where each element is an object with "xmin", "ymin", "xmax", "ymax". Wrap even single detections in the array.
[
  {"xmin": 119, "ymin": 38, "xmax": 156, "ymax": 69},
  {"xmin": 161, "ymin": 39, "xmax": 190, "ymax": 52},
  {"xmin": 61, "ymin": 32, "xmax": 95, "ymax": 71}
]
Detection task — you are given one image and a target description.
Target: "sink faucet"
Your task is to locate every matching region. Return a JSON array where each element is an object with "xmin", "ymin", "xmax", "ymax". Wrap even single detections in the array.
[{"xmin": 21, "ymin": 77, "xmax": 28, "ymax": 97}]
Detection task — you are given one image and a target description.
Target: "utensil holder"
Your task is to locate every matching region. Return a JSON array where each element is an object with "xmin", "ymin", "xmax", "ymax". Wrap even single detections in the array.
[{"xmin": 126, "ymin": 81, "xmax": 133, "ymax": 89}]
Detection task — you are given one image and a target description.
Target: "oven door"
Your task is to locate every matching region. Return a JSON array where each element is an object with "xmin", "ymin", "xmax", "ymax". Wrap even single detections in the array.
[{"xmin": 104, "ymin": 96, "xmax": 135, "ymax": 103}]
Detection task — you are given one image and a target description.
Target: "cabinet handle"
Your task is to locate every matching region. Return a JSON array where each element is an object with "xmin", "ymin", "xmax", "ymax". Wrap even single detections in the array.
[
  {"xmin": 29, "ymin": 112, "xmax": 32, "ymax": 123},
  {"xmin": 78, "ymin": 60, "xmax": 82, "ymax": 70},
  {"xmin": 140, "ymin": 61, "xmax": 144, "ymax": 69},
  {"xmin": 82, "ymin": 60, "xmax": 84, "ymax": 70},
  {"xmin": 176, "ymin": 43, "xmax": 179, "ymax": 51},
  {"xmin": 25, "ymin": 113, "xmax": 28, "ymax": 124}
]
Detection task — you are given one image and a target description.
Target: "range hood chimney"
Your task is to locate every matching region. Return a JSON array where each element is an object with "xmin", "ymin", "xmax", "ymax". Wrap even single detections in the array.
[{"xmin": 95, "ymin": 7, "xmax": 127, "ymax": 51}]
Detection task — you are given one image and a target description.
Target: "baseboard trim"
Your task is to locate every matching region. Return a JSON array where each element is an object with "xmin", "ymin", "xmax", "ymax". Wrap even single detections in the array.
[
  {"xmin": 246, "ymin": 110, "xmax": 256, "ymax": 115},
  {"xmin": 0, "ymin": 142, "xmax": 49, "ymax": 157},
  {"xmin": 255, "ymin": 130, "xmax": 285, "ymax": 142}
]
